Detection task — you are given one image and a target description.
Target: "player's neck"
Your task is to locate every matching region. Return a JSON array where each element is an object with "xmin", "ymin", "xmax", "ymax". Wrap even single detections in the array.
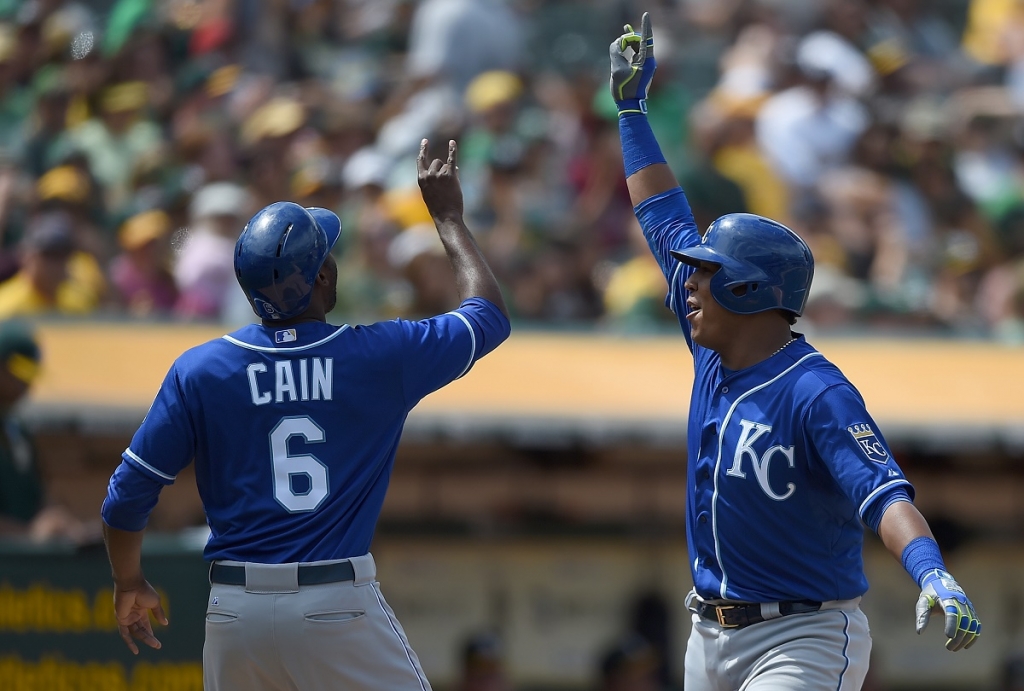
[
  {"xmin": 261, "ymin": 319, "xmax": 326, "ymax": 329},
  {"xmin": 260, "ymin": 289, "xmax": 333, "ymax": 327},
  {"xmin": 718, "ymin": 319, "xmax": 794, "ymax": 371},
  {"xmin": 262, "ymin": 306, "xmax": 327, "ymax": 328}
]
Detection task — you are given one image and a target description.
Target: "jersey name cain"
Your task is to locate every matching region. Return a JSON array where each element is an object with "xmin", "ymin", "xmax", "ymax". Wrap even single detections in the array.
[{"xmin": 246, "ymin": 358, "xmax": 334, "ymax": 405}]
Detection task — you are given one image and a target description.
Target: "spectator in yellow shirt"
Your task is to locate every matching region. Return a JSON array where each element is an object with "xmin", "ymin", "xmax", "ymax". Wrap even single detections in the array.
[{"xmin": 0, "ymin": 212, "xmax": 103, "ymax": 318}]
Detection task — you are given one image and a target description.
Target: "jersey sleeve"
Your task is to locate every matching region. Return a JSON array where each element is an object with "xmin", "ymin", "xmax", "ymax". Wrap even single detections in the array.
[
  {"xmin": 101, "ymin": 460, "xmax": 164, "ymax": 531},
  {"xmin": 101, "ymin": 361, "xmax": 197, "ymax": 531},
  {"xmin": 634, "ymin": 187, "xmax": 701, "ymax": 280},
  {"xmin": 398, "ymin": 296, "xmax": 511, "ymax": 405},
  {"xmin": 634, "ymin": 188, "xmax": 701, "ymax": 351},
  {"xmin": 122, "ymin": 361, "xmax": 197, "ymax": 485},
  {"xmin": 806, "ymin": 384, "xmax": 915, "ymax": 526}
]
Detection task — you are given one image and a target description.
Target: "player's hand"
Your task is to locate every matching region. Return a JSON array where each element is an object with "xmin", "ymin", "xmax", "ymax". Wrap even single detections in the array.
[
  {"xmin": 609, "ymin": 11, "xmax": 656, "ymax": 114},
  {"xmin": 417, "ymin": 138, "xmax": 463, "ymax": 223},
  {"xmin": 113, "ymin": 577, "xmax": 168, "ymax": 655},
  {"xmin": 915, "ymin": 569, "xmax": 980, "ymax": 651}
]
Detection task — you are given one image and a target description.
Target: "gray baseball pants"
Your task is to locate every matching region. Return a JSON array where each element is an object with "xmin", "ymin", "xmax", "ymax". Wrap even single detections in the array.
[
  {"xmin": 684, "ymin": 590, "xmax": 871, "ymax": 691},
  {"xmin": 203, "ymin": 554, "xmax": 431, "ymax": 691}
]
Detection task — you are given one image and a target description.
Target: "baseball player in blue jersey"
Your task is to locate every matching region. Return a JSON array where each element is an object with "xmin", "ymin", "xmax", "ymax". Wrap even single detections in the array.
[
  {"xmin": 101, "ymin": 139, "xmax": 510, "ymax": 690},
  {"xmin": 611, "ymin": 14, "xmax": 980, "ymax": 690}
]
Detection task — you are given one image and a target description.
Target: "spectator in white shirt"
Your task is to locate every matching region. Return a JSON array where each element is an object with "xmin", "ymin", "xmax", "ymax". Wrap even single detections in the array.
[
  {"xmin": 174, "ymin": 182, "xmax": 254, "ymax": 320},
  {"xmin": 756, "ymin": 31, "xmax": 872, "ymax": 190}
]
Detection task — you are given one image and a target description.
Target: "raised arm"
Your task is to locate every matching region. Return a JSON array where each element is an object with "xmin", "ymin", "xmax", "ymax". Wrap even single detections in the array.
[
  {"xmin": 610, "ymin": 13, "xmax": 700, "ymax": 279},
  {"xmin": 417, "ymin": 139, "xmax": 509, "ymax": 319},
  {"xmin": 611, "ymin": 13, "xmax": 678, "ymax": 206}
]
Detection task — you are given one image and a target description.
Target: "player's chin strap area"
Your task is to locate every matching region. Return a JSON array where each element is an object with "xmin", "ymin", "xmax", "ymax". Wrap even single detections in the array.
[{"xmin": 686, "ymin": 590, "xmax": 860, "ymax": 629}]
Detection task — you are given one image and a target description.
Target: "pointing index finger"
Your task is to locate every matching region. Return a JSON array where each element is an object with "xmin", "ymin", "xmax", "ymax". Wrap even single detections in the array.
[
  {"xmin": 643, "ymin": 12, "xmax": 651, "ymax": 57},
  {"xmin": 447, "ymin": 140, "xmax": 457, "ymax": 168},
  {"xmin": 417, "ymin": 139, "xmax": 428, "ymax": 174},
  {"xmin": 635, "ymin": 26, "xmax": 646, "ymax": 64},
  {"xmin": 641, "ymin": 12, "xmax": 653, "ymax": 58}
]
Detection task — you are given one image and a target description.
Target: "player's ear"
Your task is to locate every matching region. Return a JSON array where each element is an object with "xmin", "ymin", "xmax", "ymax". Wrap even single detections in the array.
[{"xmin": 316, "ymin": 254, "xmax": 337, "ymax": 285}]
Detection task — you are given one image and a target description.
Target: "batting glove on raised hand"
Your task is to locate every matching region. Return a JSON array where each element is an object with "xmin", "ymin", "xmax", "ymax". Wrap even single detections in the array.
[
  {"xmin": 609, "ymin": 11, "xmax": 656, "ymax": 114},
  {"xmin": 916, "ymin": 569, "xmax": 981, "ymax": 651}
]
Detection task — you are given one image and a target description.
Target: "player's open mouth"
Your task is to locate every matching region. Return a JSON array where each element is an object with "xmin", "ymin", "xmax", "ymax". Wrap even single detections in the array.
[{"xmin": 686, "ymin": 299, "xmax": 701, "ymax": 320}]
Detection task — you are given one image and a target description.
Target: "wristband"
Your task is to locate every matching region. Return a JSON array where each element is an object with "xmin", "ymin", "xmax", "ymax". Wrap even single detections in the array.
[
  {"xmin": 616, "ymin": 98, "xmax": 647, "ymax": 115},
  {"xmin": 901, "ymin": 536, "xmax": 947, "ymax": 588},
  {"xmin": 619, "ymin": 111, "xmax": 666, "ymax": 178}
]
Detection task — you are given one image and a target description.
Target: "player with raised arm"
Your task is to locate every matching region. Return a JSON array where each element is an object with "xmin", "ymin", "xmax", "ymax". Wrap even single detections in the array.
[
  {"xmin": 611, "ymin": 13, "xmax": 980, "ymax": 690},
  {"xmin": 101, "ymin": 140, "xmax": 509, "ymax": 691}
]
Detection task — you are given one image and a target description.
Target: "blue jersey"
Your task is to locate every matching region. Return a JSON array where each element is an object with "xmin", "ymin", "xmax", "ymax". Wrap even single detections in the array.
[
  {"xmin": 635, "ymin": 189, "xmax": 913, "ymax": 604},
  {"xmin": 102, "ymin": 298, "xmax": 510, "ymax": 563}
]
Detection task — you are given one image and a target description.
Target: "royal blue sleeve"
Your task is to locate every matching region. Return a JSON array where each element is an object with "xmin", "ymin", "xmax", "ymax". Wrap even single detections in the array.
[
  {"xmin": 634, "ymin": 188, "xmax": 701, "ymax": 280},
  {"xmin": 806, "ymin": 384, "xmax": 915, "ymax": 527},
  {"xmin": 634, "ymin": 189, "xmax": 702, "ymax": 350},
  {"xmin": 122, "ymin": 361, "xmax": 197, "ymax": 484},
  {"xmin": 101, "ymin": 461, "xmax": 164, "ymax": 531},
  {"xmin": 102, "ymin": 361, "xmax": 198, "ymax": 529},
  {"xmin": 398, "ymin": 297, "xmax": 511, "ymax": 405}
]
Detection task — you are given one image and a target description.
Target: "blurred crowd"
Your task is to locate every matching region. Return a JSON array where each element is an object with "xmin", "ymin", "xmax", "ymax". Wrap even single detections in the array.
[{"xmin": 0, "ymin": 0, "xmax": 1022, "ymax": 338}]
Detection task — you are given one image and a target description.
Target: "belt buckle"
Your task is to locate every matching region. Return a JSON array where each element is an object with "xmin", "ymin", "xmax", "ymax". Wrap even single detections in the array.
[{"xmin": 715, "ymin": 605, "xmax": 741, "ymax": 629}]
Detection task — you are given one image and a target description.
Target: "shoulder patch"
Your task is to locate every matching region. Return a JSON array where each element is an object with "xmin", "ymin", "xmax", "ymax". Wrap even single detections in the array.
[{"xmin": 848, "ymin": 423, "xmax": 889, "ymax": 463}]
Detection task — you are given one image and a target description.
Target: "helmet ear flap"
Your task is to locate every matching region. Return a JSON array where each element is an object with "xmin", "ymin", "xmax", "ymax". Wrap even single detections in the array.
[
  {"xmin": 710, "ymin": 264, "xmax": 777, "ymax": 314},
  {"xmin": 730, "ymin": 282, "xmax": 760, "ymax": 298}
]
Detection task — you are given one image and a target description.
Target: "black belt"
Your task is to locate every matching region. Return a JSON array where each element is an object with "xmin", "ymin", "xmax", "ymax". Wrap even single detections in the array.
[
  {"xmin": 209, "ymin": 561, "xmax": 355, "ymax": 587},
  {"xmin": 695, "ymin": 599, "xmax": 822, "ymax": 629}
]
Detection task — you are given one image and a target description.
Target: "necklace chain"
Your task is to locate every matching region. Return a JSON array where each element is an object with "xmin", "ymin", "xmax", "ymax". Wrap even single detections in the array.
[{"xmin": 772, "ymin": 338, "xmax": 797, "ymax": 358}]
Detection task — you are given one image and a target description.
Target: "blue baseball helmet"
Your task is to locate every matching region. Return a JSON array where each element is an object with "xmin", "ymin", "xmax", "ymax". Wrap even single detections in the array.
[
  {"xmin": 234, "ymin": 202, "xmax": 342, "ymax": 321},
  {"xmin": 669, "ymin": 213, "xmax": 813, "ymax": 316}
]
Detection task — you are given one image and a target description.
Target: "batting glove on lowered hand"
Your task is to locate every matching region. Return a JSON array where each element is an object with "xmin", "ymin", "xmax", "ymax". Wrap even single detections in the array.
[
  {"xmin": 609, "ymin": 11, "xmax": 656, "ymax": 114},
  {"xmin": 916, "ymin": 569, "xmax": 981, "ymax": 651}
]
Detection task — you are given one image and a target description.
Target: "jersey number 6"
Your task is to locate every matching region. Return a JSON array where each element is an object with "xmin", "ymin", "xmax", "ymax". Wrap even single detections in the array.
[{"xmin": 269, "ymin": 415, "xmax": 330, "ymax": 513}]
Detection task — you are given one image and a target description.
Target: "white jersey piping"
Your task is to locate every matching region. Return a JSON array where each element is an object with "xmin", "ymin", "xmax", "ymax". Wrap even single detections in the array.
[
  {"xmin": 446, "ymin": 311, "xmax": 476, "ymax": 379},
  {"xmin": 124, "ymin": 448, "xmax": 176, "ymax": 482},
  {"xmin": 221, "ymin": 325, "xmax": 350, "ymax": 353},
  {"xmin": 858, "ymin": 478, "xmax": 912, "ymax": 519},
  {"xmin": 668, "ymin": 262, "xmax": 684, "ymax": 314},
  {"xmin": 711, "ymin": 351, "xmax": 824, "ymax": 598}
]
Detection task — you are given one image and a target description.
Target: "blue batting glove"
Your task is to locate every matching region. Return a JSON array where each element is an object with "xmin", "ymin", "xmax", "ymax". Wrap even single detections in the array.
[
  {"xmin": 915, "ymin": 569, "xmax": 981, "ymax": 652},
  {"xmin": 609, "ymin": 11, "xmax": 656, "ymax": 115}
]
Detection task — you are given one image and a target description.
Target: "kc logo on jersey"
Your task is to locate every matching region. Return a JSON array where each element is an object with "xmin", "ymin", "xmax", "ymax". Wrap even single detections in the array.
[
  {"xmin": 848, "ymin": 423, "xmax": 888, "ymax": 463},
  {"xmin": 726, "ymin": 420, "xmax": 796, "ymax": 501}
]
